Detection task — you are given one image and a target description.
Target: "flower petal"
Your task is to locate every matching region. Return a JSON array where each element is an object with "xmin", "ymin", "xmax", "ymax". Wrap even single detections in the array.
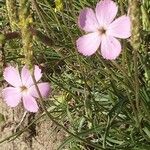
[
  {"xmin": 3, "ymin": 66, "xmax": 22, "ymax": 87},
  {"xmin": 21, "ymin": 65, "xmax": 42, "ymax": 87},
  {"xmin": 78, "ymin": 8, "xmax": 99, "ymax": 32},
  {"xmin": 96, "ymin": 0, "xmax": 118, "ymax": 25},
  {"xmin": 101, "ymin": 36, "xmax": 121, "ymax": 60},
  {"xmin": 21, "ymin": 66, "xmax": 33, "ymax": 87},
  {"xmin": 2, "ymin": 87, "xmax": 21, "ymax": 107},
  {"xmin": 108, "ymin": 15, "xmax": 131, "ymax": 39},
  {"xmin": 34, "ymin": 65, "xmax": 42, "ymax": 82},
  {"xmin": 23, "ymin": 95, "xmax": 39, "ymax": 112},
  {"xmin": 76, "ymin": 32, "xmax": 101, "ymax": 56},
  {"xmin": 29, "ymin": 83, "xmax": 51, "ymax": 98}
]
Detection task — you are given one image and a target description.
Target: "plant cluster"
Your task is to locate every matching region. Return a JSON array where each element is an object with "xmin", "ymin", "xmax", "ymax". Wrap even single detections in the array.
[{"xmin": 0, "ymin": 0, "xmax": 150, "ymax": 149}]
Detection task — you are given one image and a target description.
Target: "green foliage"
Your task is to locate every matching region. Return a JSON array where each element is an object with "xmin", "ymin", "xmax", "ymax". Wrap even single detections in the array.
[{"xmin": 0, "ymin": 0, "xmax": 150, "ymax": 149}]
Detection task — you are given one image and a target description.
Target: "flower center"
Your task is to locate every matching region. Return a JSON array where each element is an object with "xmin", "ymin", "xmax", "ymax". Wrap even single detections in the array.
[
  {"xmin": 98, "ymin": 27, "xmax": 107, "ymax": 36},
  {"xmin": 20, "ymin": 86, "xmax": 28, "ymax": 94}
]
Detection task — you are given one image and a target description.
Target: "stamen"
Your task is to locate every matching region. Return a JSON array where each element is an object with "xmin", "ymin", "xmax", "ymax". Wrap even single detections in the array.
[
  {"xmin": 20, "ymin": 86, "xmax": 28, "ymax": 92},
  {"xmin": 98, "ymin": 27, "xmax": 106, "ymax": 35}
]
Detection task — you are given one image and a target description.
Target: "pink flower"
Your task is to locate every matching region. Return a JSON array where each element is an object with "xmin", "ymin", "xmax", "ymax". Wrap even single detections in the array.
[
  {"xmin": 76, "ymin": 0, "xmax": 131, "ymax": 60},
  {"xmin": 2, "ymin": 65, "xmax": 51, "ymax": 112}
]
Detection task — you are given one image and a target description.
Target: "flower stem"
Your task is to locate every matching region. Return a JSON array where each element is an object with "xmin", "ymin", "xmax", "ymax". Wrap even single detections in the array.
[
  {"xmin": 31, "ymin": 67, "xmax": 104, "ymax": 150},
  {"xmin": 19, "ymin": 0, "xmax": 33, "ymax": 66},
  {"xmin": 129, "ymin": 0, "xmax": 142, "ymax": 126},
  {"xmin": 6, "ymin": 0, "xmax": 18, "ymax": 31}
]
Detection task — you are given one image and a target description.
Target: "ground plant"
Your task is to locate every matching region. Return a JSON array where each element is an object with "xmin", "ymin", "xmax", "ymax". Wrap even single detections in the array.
[{"xmin": 0, "ymin": 0, "xmax": 150, "ymax": 149}]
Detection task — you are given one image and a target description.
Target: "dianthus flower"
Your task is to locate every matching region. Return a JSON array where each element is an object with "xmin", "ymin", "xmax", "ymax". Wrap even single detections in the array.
[
  {"xmin": 2, "ymin": 65, "xmax": 51, "ymax": 112},
  {"xmin": 76, "ymin": 0, "xmax": 131, "ymax": 60}
]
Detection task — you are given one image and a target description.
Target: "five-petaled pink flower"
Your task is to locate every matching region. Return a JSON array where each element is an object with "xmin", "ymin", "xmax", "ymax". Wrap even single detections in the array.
[
  {"xmin": 2, "ymin": 65, "xmax": 51, "ymax": 112},
  {"xmin": 76, "ymin": 0, "xmax": 131, "ymax": 60}
]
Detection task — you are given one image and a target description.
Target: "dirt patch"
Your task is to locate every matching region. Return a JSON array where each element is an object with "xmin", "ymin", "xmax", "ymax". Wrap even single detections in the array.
[{"xmin": 0, "ymin": 88, "xmax": 66, "ymax": 150}]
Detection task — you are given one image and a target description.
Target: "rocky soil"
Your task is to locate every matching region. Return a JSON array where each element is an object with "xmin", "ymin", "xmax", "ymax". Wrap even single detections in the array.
[{"xmin": 0, "ymin": 87, "xmax": 66, "ymax": 150}]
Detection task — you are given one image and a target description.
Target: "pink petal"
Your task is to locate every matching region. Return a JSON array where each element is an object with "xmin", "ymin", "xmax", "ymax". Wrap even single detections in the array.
[
  {"xmin": 101, "ymin": 36, "xmax": 121, "ymax": 60},
  {"xmin": 78, "ymin": 8, "xmax": 99, "ymax": 32},
  {"xmin": 21, "ymin": 65, "xmax": 42, "ymax": 87},
  {"xmin": 3, "ymin": 66, "xmax": 22, "ymax": 87},
  {"xmin": 21, "ymin": 66, "xmax": 33, "ymax": 87},
  {"xmin": 76, "ymin": 32, "xmax": 101, "ymax": 56},
  {"xmin": 2, "ymin": 87, "xmax": 21, "ymax": 107},
  {"xmin": 34, "ymin": 65, "xmax": 42, "ymax": 82},
  {"xmin": 108, "ymin": 15, "xmax": 131, "ymax": 39},
  {"xmin": 95, "ymin": 0, "xmax": 118, "ymax": 25},
  {"xmin": 29, "ymin": 83, "xmax": 51, "ymax": 98},
  {"xmin": 23, "ymin": 95, "xmax": 39, "ymax": 112}
]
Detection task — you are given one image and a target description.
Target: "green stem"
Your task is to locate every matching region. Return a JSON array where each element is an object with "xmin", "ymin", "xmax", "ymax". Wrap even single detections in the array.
[
  {"xmin": 6, "ymin": 0, "xmax": 18, "ymax": 31},
  {"xmin": 111, "ymin": 60, "xmax": 134, "ymax": 89},
  {"xmin": 129, "ymin": 0, "xmax": 142, "ymax": 126},
  {"xmin": 31, "ymin": 67, "xmax": 104, "ymax": 150},
  {"xmin": 19, "ymin": 0, "xmax": 33, "ymax": 65}
]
